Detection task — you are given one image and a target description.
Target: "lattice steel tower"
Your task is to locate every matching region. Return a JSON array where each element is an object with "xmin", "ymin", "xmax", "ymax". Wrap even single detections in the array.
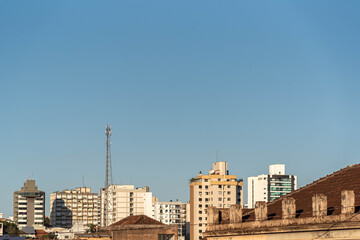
[{"xmin": 105, "ymin": 125, "xmax": 113, "ymax": 187}]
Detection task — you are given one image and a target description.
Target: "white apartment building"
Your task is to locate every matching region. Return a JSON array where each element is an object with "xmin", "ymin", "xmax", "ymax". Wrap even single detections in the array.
[
  {"xmin": 153, "ymin": 200, "xmax": 187, "ymax": 239},
  {"xmin": 247, "ymin": 164, "xmax": 297, "ymax": 208},
  {"xmin": 13, "ymin": 180, "xmax": 45, "ymax": 228},
  {"xmin": 100, "ymin": 185, "xmax": 153, "ymax": 226},
  {"xmin": 189, "ymin": 161, "xmax": 243, "ymax": 240},
  {"xmin": 50, "ymin": 187, "xmax": 99, "ymax": 228}
]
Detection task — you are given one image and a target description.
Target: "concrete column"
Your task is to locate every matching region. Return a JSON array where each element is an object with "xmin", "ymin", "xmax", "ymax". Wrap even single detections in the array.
[
  {"xmin": 255, "ymin": 201, "xmax": 267, "ymax": 221},
  {"xmin": 230, "ymin": 204, "xmax": 242, "ymax": 223},
  {"xmin": 341, "ymin": 190, "xmax": 355, "ymax": 214},
  {"xmin": 282, "ymin": 197, "xmax": 296, "ymax": 219},
  {"xmin": 207, "ymin": 206, "xmax": 217, "ymax": 225},
  {"xmin": 312, "ymin": 194, "xmax": 327, "ymax": 217}
]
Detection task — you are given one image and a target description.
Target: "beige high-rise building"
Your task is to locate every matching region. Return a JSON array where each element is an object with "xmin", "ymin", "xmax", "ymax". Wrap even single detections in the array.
[
  {"xmin": 189, "ymin": 161, "xmax": 243, "ymax": 240},
  {"xmin": 100, "ymin": 185, "xmax": 153, "ymax": 227},
  {"xmin": 50, "ymin": 187, "xmax": 99, "ymax": 228},
  {"xmin": 14, "ymin": 180, "xmax": 45, "ymax": 228}
]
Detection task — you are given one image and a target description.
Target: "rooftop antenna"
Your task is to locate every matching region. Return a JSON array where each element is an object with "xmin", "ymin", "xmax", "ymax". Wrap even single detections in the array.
[
  {"xmin": 82, "ymin": 176, "xmax": 85, "ymax": 187},
  {"xmin": 105, "ymin": 124, "xmax": 113, "ymax": 188}
]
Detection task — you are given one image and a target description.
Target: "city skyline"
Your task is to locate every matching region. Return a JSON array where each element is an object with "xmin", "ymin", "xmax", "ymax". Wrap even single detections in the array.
[{"xmin": 2, "ymin": 0, "xmax": 360, "ymax": 220}]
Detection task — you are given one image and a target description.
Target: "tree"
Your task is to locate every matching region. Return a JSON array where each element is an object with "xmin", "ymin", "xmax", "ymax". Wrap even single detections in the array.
[
  {"xmin": 44, "ymin": 217, "xmax": 51, "ymax": 227},
  {"xmin": 1, "ymin": 221, "xmax": 19, "ymax": 236},
  {"xmin": 87, "ymin": 224, "xmax": 97, "ymax": 233}
]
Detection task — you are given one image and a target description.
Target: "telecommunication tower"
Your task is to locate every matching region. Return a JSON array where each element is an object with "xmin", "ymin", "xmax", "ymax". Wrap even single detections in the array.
[{"xmin": 105, "ymin": 125, "xmax": 113, "ymax": 187}]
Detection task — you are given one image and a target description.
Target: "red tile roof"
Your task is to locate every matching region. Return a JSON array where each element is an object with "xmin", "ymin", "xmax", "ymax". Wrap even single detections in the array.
[
  {"xmin": 110, "ymin": 215, "xmax": 164, "ymax": 226},
  {"xmin": 36, "ymin": 229, "xmax": 48, "ymax": 238},
  {"xmin": 243, "ymin": 164, "xmax": 360, "ymax": 221}
]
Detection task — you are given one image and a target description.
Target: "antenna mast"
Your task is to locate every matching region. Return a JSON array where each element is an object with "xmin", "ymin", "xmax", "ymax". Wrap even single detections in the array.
[{"xmin": 105, "ymin": 125, "xmax": 113, "ymax": 187}]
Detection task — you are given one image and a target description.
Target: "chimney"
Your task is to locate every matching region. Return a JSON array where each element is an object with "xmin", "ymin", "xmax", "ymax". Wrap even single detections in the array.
[
  {"xmin": 312, "ymin": 194, "xmax": 327, "ymax": 217},
  {"xmin": 230, "ymin": 204, "xmax": 242, "ymax": 223},
  {"xmin": 207, "ymin": 207, "xmax": 219, "ymax": 225},
  {"xmin": 255, "ymin": 201, "xmax": 267, "ymax": 221},
  {"xmin": 282, "ymin": 197, "xmax": 296, "ymax": 219},
  {"xmin": 341, "ymin": 190, "xmax": 355, "ymax": 214}
]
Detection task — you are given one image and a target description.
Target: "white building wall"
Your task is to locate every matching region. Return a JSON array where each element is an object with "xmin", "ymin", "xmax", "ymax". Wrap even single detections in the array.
[
  {"xmin": 247, "ymin": 175, "xmax": 268, "ymax": 208},
  {"xmin": 269, "ymin": 164, "xmax": 285, "ymax": 175},
  {"xmin": 100, "ymin": 185, "xmax": 153, "ymax": 226}
]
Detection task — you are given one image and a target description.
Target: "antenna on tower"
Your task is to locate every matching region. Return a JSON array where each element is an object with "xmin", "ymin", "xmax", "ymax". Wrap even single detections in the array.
[{"xmin": 105, "ymin": 124, "xmax": 113, "ymax": 188}]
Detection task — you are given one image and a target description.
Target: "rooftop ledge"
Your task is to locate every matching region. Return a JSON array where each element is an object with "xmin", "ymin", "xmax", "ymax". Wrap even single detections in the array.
[{"xmin": 205, "ymin": 214, "xmax": 360, "ymax": 237}]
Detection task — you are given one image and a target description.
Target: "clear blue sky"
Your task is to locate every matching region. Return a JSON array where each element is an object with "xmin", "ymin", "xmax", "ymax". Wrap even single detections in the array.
[{"xmin": 1, "ymin": 1, "xmax": 360, "ymax": 217}]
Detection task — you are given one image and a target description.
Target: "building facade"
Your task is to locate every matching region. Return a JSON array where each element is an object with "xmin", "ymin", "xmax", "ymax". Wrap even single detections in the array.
[
  {"xmin": 189, "ymin": 161, "xmax": 243, "ymax": 240},
  {"xmin": 153, "ymin": 200, "xmax": 186, "ymax": 239},
  {"xmin": 247, "ymin": 164, "xmax": 297, "ymax": 208},
  {"xmin": 100, "ymin": 185, "xmax": 153, "ymax": 227},
  {"xmin": 50, "ymin": 187, "xmax": 99, "ymax": 228},
  {"xmin": 13, "ymin": 180, "xmax": 45, "ymax": 228}
]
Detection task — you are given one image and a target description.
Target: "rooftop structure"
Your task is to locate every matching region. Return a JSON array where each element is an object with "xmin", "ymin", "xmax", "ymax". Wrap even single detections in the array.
[{"xmin": 99, "ymin": 215, "xmax": 178, "ymax": 240}]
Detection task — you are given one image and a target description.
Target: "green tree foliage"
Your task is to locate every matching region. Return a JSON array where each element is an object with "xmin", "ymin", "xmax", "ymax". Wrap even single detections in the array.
[
  {"xmin": 1, "ymin": 221, "xmax": 19, "ymax": 236},
  {"xmin": 87, "ymin": 224, "xmax": 97, "ymax": 233},
  {"xmin": 44, "ymin": 217, "xmax": 51, "ymax": 227},
  {"xmin": 40, "ymin": 233, "xmax": 57, "ymax": 240}
]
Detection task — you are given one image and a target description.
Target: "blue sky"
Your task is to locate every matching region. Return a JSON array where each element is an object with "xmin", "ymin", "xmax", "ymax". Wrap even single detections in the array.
[{"xmin": 1, "ymin": 1, "xmax": 360, "ymax": 217}]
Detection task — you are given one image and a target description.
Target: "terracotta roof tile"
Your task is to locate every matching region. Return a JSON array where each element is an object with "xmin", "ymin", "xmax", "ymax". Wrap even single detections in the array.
[{"xmin": 110, "ymin": 215, "xmax": 164, "ymax": 226}]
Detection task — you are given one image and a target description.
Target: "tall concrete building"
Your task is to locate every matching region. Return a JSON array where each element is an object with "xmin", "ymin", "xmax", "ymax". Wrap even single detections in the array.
[
  {"xmin": 153, "ymin": 200, "xmax": 187, "ymax": 240},
  {"xmin": 100, "ymin": 185, "xmax": 153, "ymax": 227},
  {"xmin": 247, "ymin": 164, "xmax": 297, "ymax": 208},
  {"xmin": 189, "ymin": 161, "xmax": 243, "ymax": 240},
  {"xmin": 50, "ymin": 187, "xmax": 99, "ymax": 228},
  {"xmin": 14, "ymin": 180, "xmax": 45, "ymax": 228}
]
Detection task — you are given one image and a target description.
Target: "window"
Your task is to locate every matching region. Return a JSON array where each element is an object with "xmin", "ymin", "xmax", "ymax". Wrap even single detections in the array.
[
  {"xmin": 199, "ymin": 204, "xmax": 202, "ymax": 208},
  {"xmin": 218, "ymin": 185, "xmax": 222, "ymax": 189},
  {"xmin": 199, "ymin": 192, "xmax": 202, "ymax": 196},
  {"xmin": 199, "ymin": 211, "xmax": 202, "ymax": 214},
  {"xmin": 205, "ymin": 179, "xmax": 209, "ymax": 182},
  {"xmin": 218, "ymin": 204, "xmax": 222, "ymax": 207},
  {"xmin": 218, "ymin": 178, "xmax": 221, "ymax": 181},
  {"xmin": 218, "ymin": 191, "xmax": 222, "ymax": 195},
  {"xmin": 218, "ymin": 198, "xmax": 222, "ymax": 201},
  {"xmin": 205, "ymin": 186, "xmax": 209, "ymax": 189},
  {"xmin": 199, "ymin": 185, "xmax": 202, "ymax": 189},
  {"xmin": 227, "ymin": 198, "xmax": 231, "ymax": 201},
  {"xmin": 227, "ymin": 191, "xmax": 231, "ymax": 195},
  {"xmin": 199, "ymin": 217, "xmax": 202, "ymax": 221},
  {"xmin": 227, "ymin": 185, "xmax": 231, "ymax": 188},
  {"xmin": 199, "ymin": 198, "xmax": 202, "ymax": 202}
]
